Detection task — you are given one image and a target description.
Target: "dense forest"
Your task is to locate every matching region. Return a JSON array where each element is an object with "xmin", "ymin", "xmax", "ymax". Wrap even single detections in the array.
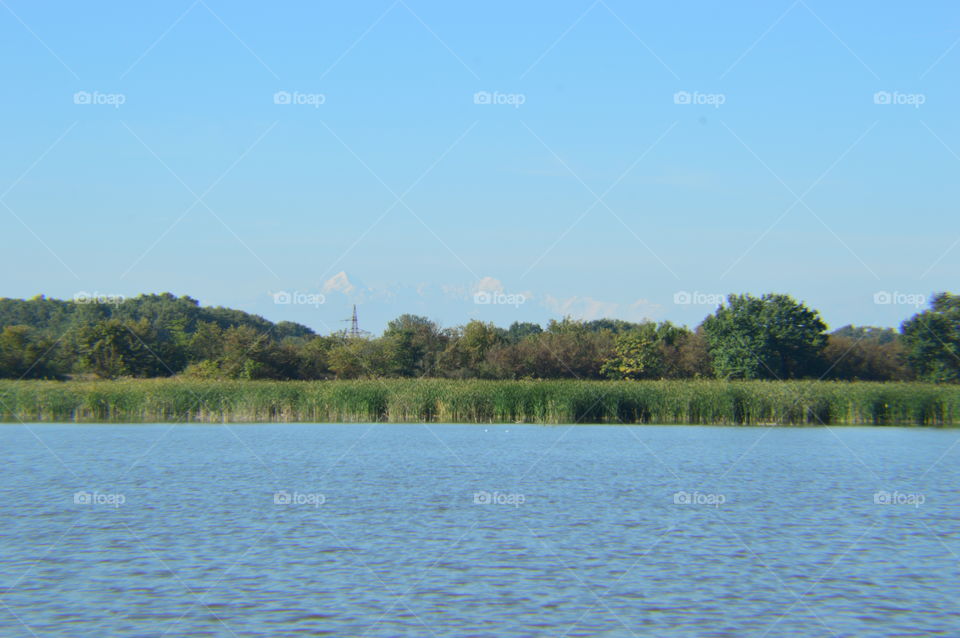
[{"xmin": 0, "ymin": 291, "xmax": 958, "ymax": 383}]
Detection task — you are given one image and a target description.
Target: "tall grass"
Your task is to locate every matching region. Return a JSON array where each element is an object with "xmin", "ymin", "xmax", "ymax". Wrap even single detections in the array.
[{"xmin": 0, "ymin": 379, "xmax": 958, "ymax": 425}]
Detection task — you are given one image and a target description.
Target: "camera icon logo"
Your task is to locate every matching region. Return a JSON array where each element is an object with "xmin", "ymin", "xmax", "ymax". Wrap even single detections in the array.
[
  {"xmin": 873, "ymin": 490, "xmax": 891, "ymax": 505},
  {"xmin": 673, "ymin": 91, "xmax": 691, "ymax": 105},
  {"xmin": 273, "ymin": 91, "xmax": 292, "ymax": 105},
  {"xmin": 473, "ymin": 91, "xmax": 492, "ymax": 105},
  {"xmin": 73, "ymin": 91, "xmax": 91, "ymax": 105},
  {"xmin": 474, "ymin": 291, "xmax": 492, "ymax": 305},
  {"xmin": 873, "ymin": 91, "xmax": 891, "ymax": 105},
  {"xmin": 873, "ymin": 291, "xmax": 892, "ymax": 305},
  {"xmin": 673, "ymin": 291, "xmax": 692, "ymax": 305}
]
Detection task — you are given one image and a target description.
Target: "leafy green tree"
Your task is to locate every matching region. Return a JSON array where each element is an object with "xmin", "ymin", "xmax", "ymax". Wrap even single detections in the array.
[
  {"xmin": 671, "ymin": 327, "xmax": 713, "ymax": 378},
  {"xmin": 382, "ymin": 315, "xmax": 446, "ymax": 376},
  {"xmin": 75, "ymin": 319, "xmax": 168, "ymax": 378},
  {"xmin": 296, "ymin": 335, "xmax": 343, "ymax": 379},
  {"xmin": 488, "ymin": 320, "xmax": 614, "ymax": 379},
  {"xmin": 0, "ymin": 326, "xmax": 60, "ymax": 379},
  {"xmin": 601, "ymin": 322, "xmax": 693, "ymax": 380},
  {"xmin": 900, "ymin": 293, "xmax": 960, "ymax": 382},
  {"xmin": 822, "ymin": 333, "xmax": 911, "ymax": 381},
  {"xmin": 0, "ymin": 292, "xmax": 314, "ymax": 349},
  {"xmin": 585, "ymin": 318, "xmax": 647, "ymax": 334},
  {"xmin": 188, "ymin": 322, "xmax": 225, "ymax": 363},
  {"xmin": 327, "ymin": 337, "xmax": 393, "ymax": 379},
  {"xmin": 601, "ymin": 324, "xmax": 665, "ymax": 379},
  {"xmin": 189, "ymin": 325, "xmax": 298, "ymax": 380},
  {"xmin": 505, "ymin": 321, "xmax": 543, "ymax": 343},
  {"xmin": 831, "ymin": 325, "xmax": 898, "ymax": 345},
  {"xmin": 438, "ymin": 321, "xmax": 505, "ymax": 378},
  {"xmin": 700, "ymin": 293, "xmax": 827, "ymax": 379}
]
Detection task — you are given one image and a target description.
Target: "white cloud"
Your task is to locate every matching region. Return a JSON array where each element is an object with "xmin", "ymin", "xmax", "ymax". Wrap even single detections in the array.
[{"xmin": 475, "ymin": 276, "xmax": 504, "ymax": 293}]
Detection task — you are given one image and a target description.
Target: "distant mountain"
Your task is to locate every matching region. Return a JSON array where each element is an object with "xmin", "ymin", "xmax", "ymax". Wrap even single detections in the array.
[{"xmin": 322, "ymin": 271, "xmax": 358, "ymax": 295}]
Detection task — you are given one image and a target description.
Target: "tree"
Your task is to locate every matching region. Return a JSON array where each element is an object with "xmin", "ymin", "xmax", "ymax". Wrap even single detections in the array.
[
  {"xmin": 600, "ymin": 322, "xmax": 699, "ymax": 380},
  {"xmin": 900, "ymin": 293, "xmax": 960, "ymax": 382},
  {"xmin": 601, "ymin": 323, "xmax": 663, "ymax": 379},
  {"xmin": 296, "ymin": 335, "xmax": 340, "ymax": 379},
  {"xmin": 670, "ymin": 327, "xmax": 713, "ymax": 378},
  {"xmin": 382, "ymin": 315, "xmax": 446, "ymax": 376},
  {"xmin": 327, "ymin": 337, "xmax": 393, "ymax": 379},
  {"xmin": 0, "ymin": 326, "xmax": 60, "ymax": 379},
  {"xmin": 488, "ymin": 319, "xmax": 615, "ymax": 379},
  {"xmin": 822, "ymin": 334, "xmax": 910, "ymax": 381},
  {"xmin": 75, "ymin": 319, "xmax": 168, "ymax": 378},
  {"xmin": 700, "ymin": 293, "xmax": 827, "ymax": 379},
  {"xmin": 188, "ymin": 322, "xmax": 225, "ymax": 363},
  {"xmin": 210, "ymin": 325, "xmax": 298, "ymax": 379},
  {"xmin": 505, "ymin": 321, "xmax": 543, "ymax": 343},
  {"xmin": 820, "ymin": 326, "xmax": 910, "ymax": 381}
]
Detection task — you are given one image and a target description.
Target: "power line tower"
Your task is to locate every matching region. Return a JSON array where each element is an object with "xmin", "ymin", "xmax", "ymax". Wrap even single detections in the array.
[{"xmin": 342, "ymin": 305, "xmax": 369, "ymax": 338}]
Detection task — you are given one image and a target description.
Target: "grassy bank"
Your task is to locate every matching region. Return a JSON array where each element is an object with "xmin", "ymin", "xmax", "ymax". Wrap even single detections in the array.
[{"xmin": 1, "ymin": 379, "xmax": 959, "ymax": 425}]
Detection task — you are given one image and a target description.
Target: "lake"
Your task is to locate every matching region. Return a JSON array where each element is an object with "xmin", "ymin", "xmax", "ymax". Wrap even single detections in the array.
[{"xmin": 1, "ymin": 424, "xmax": 958, "ymax": 637}]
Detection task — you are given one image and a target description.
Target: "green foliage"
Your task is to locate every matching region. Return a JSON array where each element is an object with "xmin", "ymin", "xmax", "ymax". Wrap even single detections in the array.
[
  {"xmin": 505, "ymin": 321, "xmax": 542, "ymax": 343},
  {"xmin": 187, "ymin": 325, "xmax": 299, "ymax": 380},
  {"xmin": 0, "ymin": 326, "xmax": 60, "ymax": 379},
  {"xmin": 327, "ymin": 338, "xmax": 393, "ymax": 379},
  {"xmin": 701, "ymin": 293, "xmax": 828, "ymax": 380},
  {"xmin": 601, "ymin": 324, "xmax": 666, "ymax": 379},
  {"xmin": 832, "ymin": 324, "xmax": 898, "ymax": 345},
  {"xmin": 436, "ymin": 320, "xmax": 504, "ymax": 378},
  {"xmin": 75, "ymin": 319, "xmax": 170, "ymax": 379},
  {"xmin": 822, "ymin": 332, "xmax": 911, "ymax": 381},
  {"xmin": 295, "ymin": 335, "xmax": 340, "ymax": 379},
  {"xmin": 2, "ymin": 378, "xmax": 959, "ymax": 426},
  {"xmin": 2, "ymin": 291, "xmax": 959, "ymax": 383},
  {"xmin": 487, "ymin": 319, "xmax": 615, "ymax": 379},
  {"xmin": 900, "ymin": 293, "xmax": 960, "ymax": 382},
  {"xmin": 600, "ymin": 322, "xmax": 712, "ymax": 380},
  {"xmin": 382, "ymin": 314, "xmax": 446, "ymax": 376}
]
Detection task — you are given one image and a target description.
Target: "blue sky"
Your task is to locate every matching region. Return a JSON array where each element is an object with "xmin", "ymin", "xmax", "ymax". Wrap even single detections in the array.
[{"xmin": 1, "ymin": 1, "xmax": 958, "ymax": 334}]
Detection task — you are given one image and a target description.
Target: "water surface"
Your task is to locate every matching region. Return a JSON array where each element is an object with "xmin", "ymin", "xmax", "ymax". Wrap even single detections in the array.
[{"xmin": 1, "ymin": 424, "xmax": 959, "ymax": 637}]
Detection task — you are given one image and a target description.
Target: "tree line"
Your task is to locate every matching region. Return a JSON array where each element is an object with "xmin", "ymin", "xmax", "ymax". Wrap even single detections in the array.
[{"xmin": 0, "ymin": 292, "xmax": 958, "ymax": 383}]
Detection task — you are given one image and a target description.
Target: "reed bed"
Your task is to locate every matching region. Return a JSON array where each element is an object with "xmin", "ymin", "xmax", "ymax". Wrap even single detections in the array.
[{"xmin": 1, "ymin": 379, "xmax": 958, "ymax": 425}]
